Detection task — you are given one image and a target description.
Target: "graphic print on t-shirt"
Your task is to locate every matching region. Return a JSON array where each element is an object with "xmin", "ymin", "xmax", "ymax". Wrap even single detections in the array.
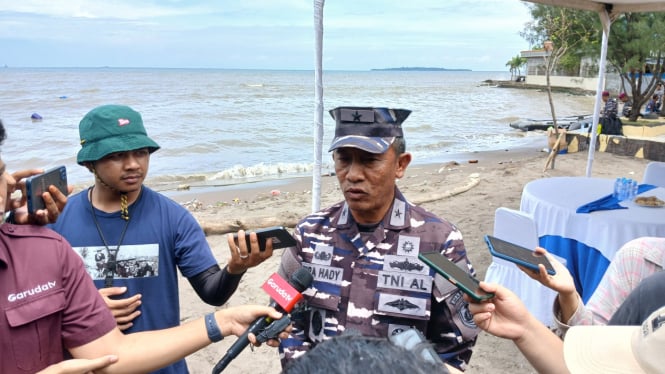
[{"xmin": 74, "ymin": 244, "xmax": 160, "ymax": 280}]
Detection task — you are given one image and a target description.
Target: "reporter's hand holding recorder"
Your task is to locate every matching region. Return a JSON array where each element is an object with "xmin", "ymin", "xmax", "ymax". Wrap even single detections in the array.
[
  {"xmin": 516, "ymin": 247, "xmax": 581, "ymax": 328},
  {"xmin": 466, "ymin": 282, "xmax": 569, "ymax": 374},
  {"xmin": 226, "ymin": 229, "xmax": 275, "ymax": 274}
]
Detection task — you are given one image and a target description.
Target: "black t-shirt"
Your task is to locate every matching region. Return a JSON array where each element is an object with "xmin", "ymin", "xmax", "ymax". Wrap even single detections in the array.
[{"xmin": 609, "ymin": 271, "xmax": 665, "ymax": 325}]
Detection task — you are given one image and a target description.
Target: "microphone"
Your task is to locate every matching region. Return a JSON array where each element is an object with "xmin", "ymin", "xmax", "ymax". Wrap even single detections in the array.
[{"xmin": 212, "ymin": 268, "xmax": 313, "ymax": 373}]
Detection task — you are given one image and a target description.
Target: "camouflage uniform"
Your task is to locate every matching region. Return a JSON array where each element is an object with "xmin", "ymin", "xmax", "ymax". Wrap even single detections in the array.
[{"xmin": 278, "ymin": 187, "xmax": 479, "ymax": 371}]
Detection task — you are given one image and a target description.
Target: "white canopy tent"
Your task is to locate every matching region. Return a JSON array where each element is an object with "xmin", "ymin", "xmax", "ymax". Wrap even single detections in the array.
[{"xmin": 309, "ymin": 0, "xmax": 665, "ymax": 211}]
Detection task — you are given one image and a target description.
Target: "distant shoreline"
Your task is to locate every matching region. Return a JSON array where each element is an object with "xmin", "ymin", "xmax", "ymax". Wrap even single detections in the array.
[{"xmin": 371, "ymin": 67, "xmax": 471, "ymax": 72}]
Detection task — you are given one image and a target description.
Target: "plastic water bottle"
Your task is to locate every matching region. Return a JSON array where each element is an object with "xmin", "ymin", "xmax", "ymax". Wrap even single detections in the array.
[
  {"xmin": 619, "ymin": 178, "xmax": 628, "ymax": 201},
  {"xmin": 631, "ymin": 179, "xmax": 638, "ymax": 199},
  {"xmin": 613, "ymin": 178, "xmax": 621, "ymax": 198}
]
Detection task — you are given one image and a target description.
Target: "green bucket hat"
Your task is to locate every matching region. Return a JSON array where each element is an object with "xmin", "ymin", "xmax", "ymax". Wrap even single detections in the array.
[{"xmin": 77, "ymin": 104, "xmax": 160, "ymax": 164}]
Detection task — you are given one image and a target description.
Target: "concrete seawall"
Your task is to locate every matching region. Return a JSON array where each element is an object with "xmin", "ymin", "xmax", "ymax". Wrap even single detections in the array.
[{"xmin": 566, "ymin": 124, "xmax": 665, "ymax": 162}]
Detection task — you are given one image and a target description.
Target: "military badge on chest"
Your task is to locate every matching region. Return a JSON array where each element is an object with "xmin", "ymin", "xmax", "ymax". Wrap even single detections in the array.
[
  {"xmin": 312, "ymin": 243, "xmax": 334, "ymax": 265},
  {"xmin": 396, "ymin": 235, "xmax": 420, "ymax": 256}
]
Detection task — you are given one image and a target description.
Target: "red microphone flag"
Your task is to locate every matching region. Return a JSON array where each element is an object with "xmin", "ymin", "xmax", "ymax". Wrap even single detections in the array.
[{"xmin": 261, "ymin": 272, "xmax": 303, "ymax": 312}]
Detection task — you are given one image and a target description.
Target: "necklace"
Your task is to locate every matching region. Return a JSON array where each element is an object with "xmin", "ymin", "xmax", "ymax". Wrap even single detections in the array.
[{"xmin": 88, "ymin": 186, "xmax": 137, "ymax": 287}]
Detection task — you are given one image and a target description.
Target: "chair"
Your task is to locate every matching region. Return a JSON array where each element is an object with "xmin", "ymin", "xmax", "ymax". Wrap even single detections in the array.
[
  {"xmin": 642, "ymin": 161, "xmax": 665, "ymax": 188},
  {"xmin": 484, "ymin": 207, "xmax": 565, "ymax": 328}
]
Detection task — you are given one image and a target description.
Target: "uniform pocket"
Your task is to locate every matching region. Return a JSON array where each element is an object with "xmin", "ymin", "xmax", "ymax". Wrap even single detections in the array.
[{"xmin": 5, "ymin": 290, "xmax": 66, "ymax": 371}]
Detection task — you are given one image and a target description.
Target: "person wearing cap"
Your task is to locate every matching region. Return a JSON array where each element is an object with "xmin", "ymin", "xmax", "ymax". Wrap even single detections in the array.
[
  {"xmin": 49, "ymin": 104, "xmax": 274, "ymax": 374},
  {"xmin": 618, "ymin": 92, "xmax": 632, "ymax": 117},
  {"xmin": 469, "ymin": 281, "xmax": 665, "ymax": 373},
  {"xmin": 278, "ymin": 107, "xmax": 479, "ymax": 370},
  {"xmin": 600, "ymin": 90, "xmax": 618, "ymax": 119},
  {"xmin": 596, "ymin": 91, "xmax": 624, "ymax": 135},
  {"xmin": 0, "ymin": 117, "xmax": 290, "ymax": 373}
]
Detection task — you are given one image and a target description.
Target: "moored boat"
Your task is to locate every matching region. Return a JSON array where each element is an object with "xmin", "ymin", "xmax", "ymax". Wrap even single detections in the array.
[{"xmin": 510, "ymin": 114, "xmax": 593, "ymax": 131}]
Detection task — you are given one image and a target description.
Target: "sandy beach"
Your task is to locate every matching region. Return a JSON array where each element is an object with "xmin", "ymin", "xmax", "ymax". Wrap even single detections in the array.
[{"xmin": 169, "ymin": 146, "xmax": 652, "ymax": 374}]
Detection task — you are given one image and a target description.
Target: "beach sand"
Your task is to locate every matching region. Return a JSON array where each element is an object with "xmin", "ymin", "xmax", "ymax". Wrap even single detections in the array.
[{"xmin": 169, "ymin": 146, "xmax": 651, "ymax": 374}]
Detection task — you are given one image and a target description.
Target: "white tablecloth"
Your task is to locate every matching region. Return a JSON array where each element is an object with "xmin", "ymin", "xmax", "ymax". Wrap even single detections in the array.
[
  {"xmin": 521, "ymin": 177, "xmax": 665, "ymax": 261},
  {"xmin": 520, "ymin": 177, "xmax": 665, "ymax": 300}
]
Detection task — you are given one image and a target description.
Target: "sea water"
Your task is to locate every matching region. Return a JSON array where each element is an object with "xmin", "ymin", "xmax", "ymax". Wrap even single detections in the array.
[{"xmin": 0, "ymin": 68, "xmax": 594, "ymax": 191}]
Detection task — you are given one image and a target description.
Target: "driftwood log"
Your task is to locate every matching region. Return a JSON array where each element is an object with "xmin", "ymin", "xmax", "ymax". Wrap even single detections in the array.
[{"xmin": 196, "ymin": 174, "xmax": 481, "ymax": 236}]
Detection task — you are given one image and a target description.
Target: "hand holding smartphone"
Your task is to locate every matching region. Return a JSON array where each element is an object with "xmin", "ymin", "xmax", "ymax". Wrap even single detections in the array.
[
  {"xmin": 25, "ymin": 166, "xmax": 68, "ymax": 214},
  {"xmin": 484, "ymin": 235, "xmax": 556, "ymax": 275},
  {"xmin": 418, "ymin": 252, "xmax": 494, "ymax": 301},
  {"xmin": 233, "ymin": 226, "xmax": 297, "ymax": 252}
]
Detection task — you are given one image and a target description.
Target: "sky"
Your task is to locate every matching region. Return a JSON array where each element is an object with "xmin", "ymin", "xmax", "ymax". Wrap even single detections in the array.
[{"xmin": 0, "ymin": 0, "xmax": 535, "ymax": 71}]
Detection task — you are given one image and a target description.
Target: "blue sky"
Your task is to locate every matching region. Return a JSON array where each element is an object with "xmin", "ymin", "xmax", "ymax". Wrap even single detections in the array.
[{"xmin": 0, "ymin": 0, "xmax": 534, "ymax": 71}]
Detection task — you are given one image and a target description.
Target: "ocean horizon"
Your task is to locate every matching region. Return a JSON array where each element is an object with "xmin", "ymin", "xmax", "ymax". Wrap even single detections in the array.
[{"xmin": 0, "ymin": 67, "xmax": 594, "ymax": 193}]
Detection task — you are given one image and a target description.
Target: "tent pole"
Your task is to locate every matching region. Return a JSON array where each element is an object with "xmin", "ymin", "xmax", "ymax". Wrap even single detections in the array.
[
  {"xmin": 585, "ymin": 8, "xmax": 612, "ymax": 177},
  {"xmin": 312, "ymin": 0, "xmax": 325, "ymax": 213}
]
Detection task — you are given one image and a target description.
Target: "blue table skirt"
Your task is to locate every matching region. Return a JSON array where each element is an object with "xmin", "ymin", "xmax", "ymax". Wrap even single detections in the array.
[{"xmin": 539, "ymin": 235, "xmax": 611, "ymax": 303}]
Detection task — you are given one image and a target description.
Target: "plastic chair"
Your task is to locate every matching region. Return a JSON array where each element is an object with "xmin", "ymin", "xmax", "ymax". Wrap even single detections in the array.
[
  {"xmin": 484, "ymin": 207, "xmax": 564, "ymax": 327},
  {"xmin": 642, "ymin": 161, "xmax": 665, "ymax": 188}
]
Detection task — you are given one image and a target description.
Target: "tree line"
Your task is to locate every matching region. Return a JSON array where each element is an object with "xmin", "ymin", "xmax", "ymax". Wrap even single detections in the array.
[{"xmin": 512, "ymin": 3, "xmax": 665, "ymax": 121}]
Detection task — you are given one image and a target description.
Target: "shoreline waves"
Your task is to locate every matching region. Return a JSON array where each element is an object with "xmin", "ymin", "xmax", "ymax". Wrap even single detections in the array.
[{"xmin": 1, "ymin": 68, "xmax": 595, "ymax": 188}]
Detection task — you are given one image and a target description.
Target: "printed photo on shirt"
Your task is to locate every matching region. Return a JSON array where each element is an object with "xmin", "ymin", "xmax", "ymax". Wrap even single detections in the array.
[{"xmin": 74, "ymin": 244, "xmax": 160, "ymax": 280}]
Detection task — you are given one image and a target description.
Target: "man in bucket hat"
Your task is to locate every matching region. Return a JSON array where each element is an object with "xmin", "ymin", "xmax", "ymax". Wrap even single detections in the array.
[
  {"xmin": 49, "ymin": 104, "xmax": 274, "ymax": 374},
  {"xmin": 278, "ymin": 107, "xmax": 479, "ymax": 371},
  {"xmin": 0, "ymin": 117, "xmax": 289, "ymax": 374}
]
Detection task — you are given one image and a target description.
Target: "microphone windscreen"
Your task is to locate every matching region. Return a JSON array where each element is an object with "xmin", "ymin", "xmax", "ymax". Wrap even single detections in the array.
[{"xmin": 290, "ymin": 267, "xmax": 314, "ymax": 292}]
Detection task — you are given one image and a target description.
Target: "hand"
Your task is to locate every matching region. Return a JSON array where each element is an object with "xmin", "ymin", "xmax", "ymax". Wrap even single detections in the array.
[
  {"xmin": 36, "ymin": 355, "xmax": 118, "ymax": 374},
  {"xmin": 98, "ymin": 287, "xmax": 142, "ymax": 331},
  {"xmin": 216, "ymin": 305, "xmax": 291, "ymax": 347},
  {"xmin": 518, "ymin": 247, "xmax": 576, "ymax": 296},
  {"xmin": 226, "ymin": 230, "xmax": 273, "ymax": 274},
  {"xmin": 8, "ymin": 169, "xmax": 72, "ymax": 225},
  {"xmin": 466, "ymin": 282, "xmax": 533, "ymax": 341}
]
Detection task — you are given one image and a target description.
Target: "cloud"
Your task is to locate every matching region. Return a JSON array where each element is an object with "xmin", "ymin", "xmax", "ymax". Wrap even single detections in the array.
[{"xmin": 0, "ymin": 0, "xmax": 532, "ymax": 70}]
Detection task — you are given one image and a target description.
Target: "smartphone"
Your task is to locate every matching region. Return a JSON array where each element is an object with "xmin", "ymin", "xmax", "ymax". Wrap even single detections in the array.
[
  {"xmin": 418, "ymin": 252, "xmax": 494, "ymax": 301},
  {"xmin": 484, "ymin": 235, "xmax": 556, "ymax": 276},
  {"xmin": 233, "ymin": 226, "xmax": 297, "ymax": 252},
  {"xmin": 25, "ymin": 166, "xmax": 68, "ymax": 214}
]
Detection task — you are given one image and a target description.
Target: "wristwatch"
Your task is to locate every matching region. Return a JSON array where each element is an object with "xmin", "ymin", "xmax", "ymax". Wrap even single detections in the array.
[{"xmin": 205, "ymin": 313, "xmax": 224, "ymax": 342}]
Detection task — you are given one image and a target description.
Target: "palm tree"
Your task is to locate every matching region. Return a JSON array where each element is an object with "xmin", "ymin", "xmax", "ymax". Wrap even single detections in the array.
[
  {"xmin": 515, "ymin": 55, "xmax": 527, "ymax": 78},
  {"xmin": 505, "ymin": 59, "xmax": 517, "ymax": 80},
  {"xmin": 506, "ymin": 55, "xmax": 527, "ymax": 81}
]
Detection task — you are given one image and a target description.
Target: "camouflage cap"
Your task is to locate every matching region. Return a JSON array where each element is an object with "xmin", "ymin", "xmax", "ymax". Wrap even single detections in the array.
[{"xmin": 328, "ymin": 107, "xmax": 411, "ymax": 154}]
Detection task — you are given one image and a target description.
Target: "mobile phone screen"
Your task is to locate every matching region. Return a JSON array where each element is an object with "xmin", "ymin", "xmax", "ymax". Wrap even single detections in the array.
[
  {"xmin": 233, "ymin": 226, "xmax": 297, "ymax": 252},
  {"xmin": 25, "ymin": 166, "xmax": 68, "ymax": 214},
  {"xmin": 418, "ymin": 252, "xmax": 493, "ymax": 301},
  {"xmin": 484, "ymin": 235, "xmax": 556, "ymax": 275}
]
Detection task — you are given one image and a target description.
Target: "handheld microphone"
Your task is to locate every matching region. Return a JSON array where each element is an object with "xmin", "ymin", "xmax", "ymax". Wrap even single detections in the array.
[{"xmin": 212, "ymin": 268, "xmax": 313, "ymax": 373}]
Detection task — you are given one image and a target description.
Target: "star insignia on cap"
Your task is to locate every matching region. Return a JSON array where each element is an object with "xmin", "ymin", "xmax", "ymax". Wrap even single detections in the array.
[{"xmin": 352, "ymin": 111, "xmax": 362, "ymax": 122}]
